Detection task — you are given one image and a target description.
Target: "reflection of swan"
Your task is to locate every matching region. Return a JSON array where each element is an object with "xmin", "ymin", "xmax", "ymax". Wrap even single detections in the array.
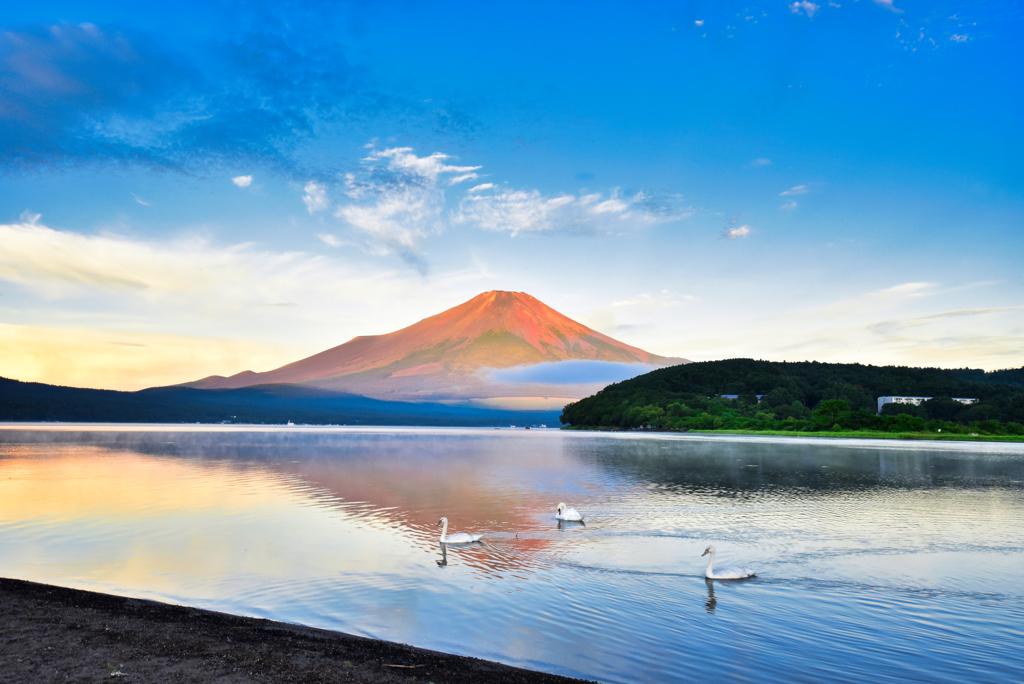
[
  {"xmin": 702, "ymin": 545, "xmax": 756, "ymax": 579},
  {"xmin": 557, "ymin": 519, "xmax": 585, "ymax": 529},
  {"xmin": 437, "ymin": 517, "xmax": 482, "ymax": 544},
  {"xmin": 555, "ymin": 502, "xmax": 584, "ymax": 521},
  {"xmin": 437, "ymin": 543, "xmax": 448, "ymax": 567},
  {"xmin": 704, "ymin": 578, "xmax": 717, "ymax": 613}
]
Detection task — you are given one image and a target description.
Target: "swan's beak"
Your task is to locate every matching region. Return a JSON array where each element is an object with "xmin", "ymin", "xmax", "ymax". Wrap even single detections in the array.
[{"xmin": 701, "ymin": 548, "xmax": 709, "ymax": 556}]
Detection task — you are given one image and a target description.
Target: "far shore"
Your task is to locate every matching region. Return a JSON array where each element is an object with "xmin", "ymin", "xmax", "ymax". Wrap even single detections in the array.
[
  {"xmin": 561, "ymin": 425, "xmax": 1024, "ymax": 443},
  {"xmin": 0, "ymin": 577, "xmax": 593, "ymax": 684}
]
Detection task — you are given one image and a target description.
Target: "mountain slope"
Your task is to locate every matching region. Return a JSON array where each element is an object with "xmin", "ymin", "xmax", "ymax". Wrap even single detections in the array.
[{"xmin": 186, "ymin": 291, "xmax": 687, "ymax": 405}]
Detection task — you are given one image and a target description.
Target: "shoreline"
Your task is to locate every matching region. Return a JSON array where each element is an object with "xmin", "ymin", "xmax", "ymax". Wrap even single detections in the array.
[
  {"xmin": 561, "ymin": 425, "xmax": 1024, "ymax": 443},
  {"xmin": 0, "ymin": 577, "xmax": 594, "ymax": 684}
]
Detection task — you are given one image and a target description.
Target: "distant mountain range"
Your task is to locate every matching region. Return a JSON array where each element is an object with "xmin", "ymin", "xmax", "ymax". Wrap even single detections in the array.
[
  {"xmin": 184, "ymin": 290, "xmax": 688, "ymax": 409},
  {"xmin": 0, "ymin": 377, "xmax": 560, "ymax": 427}
]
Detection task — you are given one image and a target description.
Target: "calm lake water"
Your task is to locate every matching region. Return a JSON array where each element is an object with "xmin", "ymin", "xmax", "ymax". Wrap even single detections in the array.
[{"xmin": 2, "ymin": 425, "xmax": 1023, "ymax": 683}]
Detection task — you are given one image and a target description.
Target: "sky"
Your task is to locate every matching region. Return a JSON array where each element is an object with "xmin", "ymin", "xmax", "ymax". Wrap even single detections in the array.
[{"xmin": 1, "ymin": 0, "xmax": 1021, "ymax": 391}]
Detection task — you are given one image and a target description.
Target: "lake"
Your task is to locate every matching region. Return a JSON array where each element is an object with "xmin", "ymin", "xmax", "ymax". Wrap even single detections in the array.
[{"xmin": 1, "ymin": 425, "xmax": 1022, "ymax": 683}]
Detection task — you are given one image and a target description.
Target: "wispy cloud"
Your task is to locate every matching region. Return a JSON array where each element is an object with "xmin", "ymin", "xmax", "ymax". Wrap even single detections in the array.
[
  {"xmin": 872, "ymin": 0, "xmax": 903, "ymax": 14},
  {"xmin": 455, "ymin": 187, "xmax": 689, "ymax": 236},
  {"xmin": 950, "ymin": 34, "xmax": 969, "ymax": 43},
  {"xmin": 780, "ymin": 201, "xmax": 798, "ymax": 211},
  {"xmin": 867, "ymin": 282, "xmax": 937, "ymax": 300},
  {"xmin": 303, "ymin": 182, "xmax": 329, "ymax": 213},
  {"xmin": 303, "ymin": 145, "xmax": 691, "ymax": 270},
  {"xmin": 0, "ymin": 217, "xmax": 330, "ymax": 299},
  {"xmin": 913, "ymin": 306, "xmax": 1024, "ymax": 321},
  {"xmin": 780, "ymin": 184, "xmax": 812, "ymax": 196},
  {"xmin": 232, "ymin": 175, "xmax": 253, "ymax": 188},
  {"xmin": 0, "ymin": 216, "xmax": 510, "ymax": 389},
  {"xmin": 323, "ymin": 147, "xmax": 480, "ymax": 274},
  {"xmin": 0, "ymin": 22, "xmax": 477, "ymax": 176},
  {"xmin": 789, "ymin": 2, "xmax": 821, "ymax": 18},
  {"xmin": 751, "ymin": 158, "xmax": 772, "ymax": 166}
]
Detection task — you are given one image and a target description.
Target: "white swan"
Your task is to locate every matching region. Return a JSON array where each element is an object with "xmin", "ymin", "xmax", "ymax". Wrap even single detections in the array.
[
  {"xmin": 437, "ymin": 516, "xmax": 482, "ymax": 544},
  {"xmin": 702, "ymin": 545, "xmax": 756, "ymax": 579},
  {"xmin": 555, "ymin": 502, "xmax": 584, "ymax": 521}
]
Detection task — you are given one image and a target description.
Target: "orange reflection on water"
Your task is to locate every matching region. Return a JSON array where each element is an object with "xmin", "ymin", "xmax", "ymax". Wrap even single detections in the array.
[{"xmin": 0, "ymin": 444, "xmax": 435, "ymax": 597}]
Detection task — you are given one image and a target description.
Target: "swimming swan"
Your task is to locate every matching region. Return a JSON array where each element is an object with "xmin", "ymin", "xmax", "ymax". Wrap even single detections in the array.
[
  {"xmin": 702, "ymin": 545, "xmax": 756, "ymax": 579},
  {"xmin": 437, "ymin": 516, "xmax": 482, "ymax": 544},
  {"xmin": 555, "ymin": 502, "xmax": 584, "ymax": 521}
]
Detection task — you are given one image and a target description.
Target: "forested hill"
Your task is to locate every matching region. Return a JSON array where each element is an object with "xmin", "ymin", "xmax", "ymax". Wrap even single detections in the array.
[
  {"xmin": 953, "ymin": 366, "xmax": 1024, "ymax": 388},
  {"xmin": 559, "ymin": 359, "xmax": 1024, "ymax": 432}
]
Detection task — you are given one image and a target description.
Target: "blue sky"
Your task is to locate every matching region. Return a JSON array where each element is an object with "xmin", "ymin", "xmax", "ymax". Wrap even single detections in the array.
[{"xmin": 1, "ymin": 0, "xmax": 1021, "ymax": 390}]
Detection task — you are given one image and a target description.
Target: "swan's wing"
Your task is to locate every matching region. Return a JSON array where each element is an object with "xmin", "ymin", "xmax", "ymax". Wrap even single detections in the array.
[
  {"xmin": 715, "ymin": 566, "xmax": 756, "ymax": 579},
  {"xmin": 444, "ymin": 533, "xmax": 482, "ymax": 544}
]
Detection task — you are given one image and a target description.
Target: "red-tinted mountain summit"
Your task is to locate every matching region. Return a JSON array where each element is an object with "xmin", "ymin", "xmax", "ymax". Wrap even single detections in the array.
[{"xmin": 187, "ymin": 291, "xmax": 687, "ymax": 407}]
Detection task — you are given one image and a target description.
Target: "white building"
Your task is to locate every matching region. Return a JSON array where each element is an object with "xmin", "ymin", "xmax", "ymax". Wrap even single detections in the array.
[{"xmin": 877, "ymin": 396, "xmax": 978, "ymax": 414}]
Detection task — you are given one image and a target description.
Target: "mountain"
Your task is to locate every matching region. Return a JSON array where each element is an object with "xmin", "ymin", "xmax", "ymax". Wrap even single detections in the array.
[{"xmin": 185, "ymin": 290, "xmax": 688, "ymax": 408}]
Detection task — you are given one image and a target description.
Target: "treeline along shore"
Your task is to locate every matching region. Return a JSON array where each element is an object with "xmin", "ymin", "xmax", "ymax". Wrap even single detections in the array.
[{"xmin": 559, "ymin": 359, "xmax": 1024, "ymax": 437}]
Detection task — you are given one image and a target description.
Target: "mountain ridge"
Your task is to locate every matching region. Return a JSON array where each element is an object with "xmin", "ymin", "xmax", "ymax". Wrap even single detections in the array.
[{"xmin": 185, "ymin": 291, "xmax": 688, "ymax": 406}]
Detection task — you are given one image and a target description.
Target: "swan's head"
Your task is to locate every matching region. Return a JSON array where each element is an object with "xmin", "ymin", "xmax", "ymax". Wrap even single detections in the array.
[
  {"xmin": 557, "ymin": 502, "xmax": 567, "ymax": 514},
  {"xmin": 702, "ymin": 545, "xmax": 715, "ymax": 557},
  {"xmin": 436, "ymin": 516, "xmax": 448, "ymax": 527}
]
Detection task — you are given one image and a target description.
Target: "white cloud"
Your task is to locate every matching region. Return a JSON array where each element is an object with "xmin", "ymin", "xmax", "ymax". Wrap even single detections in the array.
[
  {"xmin": 455, "ymin": 187, "xmax": 688, "ymax": 236},
  {"xmin": 789, "ymin": 1, "xmax": 820, "ymax": 18},
  {"xmin": 232, "ymin": 175, "xmax": 253, "ymax": 188},
  {"xmin": 950, "ymin": 34, "xmax": 968, "ymax": 42},
  {"xmin": 303, "ymin": 181, "xmax": 329, "ymax": 213},
  {"xmin": 365, "ymin": 147, "xmax": 480, "ymax": 183},
  {"xmin": 695, "ymin": 20, "xmax": 704, "ymax": 26},
  {"xmin": 866, "ymin": 282, "xmax": 936, "ymax": 300},
  {"xmin": 872, "ymin": 0, "xmax": 903, "ymax": 13},
  {"xmin": 0, "ymin": 217, "xmax": 501, "ymax": 388},
  {"xmin": 751, "ymin": 158, "xmax": 772, "ymax": 166},
  {"xmin": 314, "ymin": 146, "xmax": 688, "ymax": 270},
  {"xmin": 780, "ymin": 184, "xmax": 812, "ymax": 196},
  {"xmin": 318, "ymin": 233, "xmax": 342, "ymax": 247},
  {"xmin": 132, "ymin": 194, "xmax": 150, "ymax": 206},
  {"xmin": 780, "ymin": 201, "xmax": 798, "ymax": 211},
  {"xmin": 722, "ymin": 225, "xmax": 751, "ymax": 239},
  {"xmin": 0, "ymin": 219, "xmax": 324, "ymax": 299},
  {"xmin": 322, "ymin": 147, "xmax": 482, "ymax": 273}
]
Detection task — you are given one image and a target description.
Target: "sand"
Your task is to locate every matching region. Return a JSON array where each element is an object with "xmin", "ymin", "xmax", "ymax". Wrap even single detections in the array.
[{"xmin": 0, "ymin": 578, "xmax": 594, "ymax": 684}]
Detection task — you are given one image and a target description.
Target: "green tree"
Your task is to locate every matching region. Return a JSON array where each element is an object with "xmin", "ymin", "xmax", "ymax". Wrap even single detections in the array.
[{"xmin": 813, "ymin": 399, "xmax": 850, "ymax": 428}]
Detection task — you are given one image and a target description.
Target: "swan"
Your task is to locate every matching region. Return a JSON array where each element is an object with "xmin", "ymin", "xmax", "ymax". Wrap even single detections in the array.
[
  {"xmin": 437, "ymin": 516, "xmax": 482, "ymax": 544},
  {"xmin": 702, "ymin": 545, "xmax": 756, "ymax": 579},
  {"xmin": 555, "ymin": 502, "xmax": 584, "ymax": 521}
]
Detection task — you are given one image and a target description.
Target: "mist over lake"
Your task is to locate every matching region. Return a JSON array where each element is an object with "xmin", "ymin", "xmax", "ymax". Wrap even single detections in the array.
[{"xmin": 2, "ymin": 426, "xmax": 1023, "ymax": 683}]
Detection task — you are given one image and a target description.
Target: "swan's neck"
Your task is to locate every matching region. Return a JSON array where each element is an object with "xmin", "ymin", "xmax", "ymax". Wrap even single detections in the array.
[
  {"xmin": 705, "ymin": 551, "xmax": 715, "ymax": 576},
  {"xmin": 439, "ymin": 520, "xmax": 448, "ymax": 543}
]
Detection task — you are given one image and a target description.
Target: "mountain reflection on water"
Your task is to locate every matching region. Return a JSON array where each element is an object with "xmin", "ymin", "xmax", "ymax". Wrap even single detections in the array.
[{"xmin": 1, "ymin": 426, "xmax": 1023, "ymax": 684}]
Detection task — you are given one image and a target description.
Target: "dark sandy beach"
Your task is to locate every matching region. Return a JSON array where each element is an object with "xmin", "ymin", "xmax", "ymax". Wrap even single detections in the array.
[{"xmin": 0, "ymin": 578, "xmax": 594, "ymax": 684}]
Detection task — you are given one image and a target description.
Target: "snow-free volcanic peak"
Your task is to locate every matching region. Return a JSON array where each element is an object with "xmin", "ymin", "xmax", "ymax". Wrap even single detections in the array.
[{"xmin": 186, "ymin": 291, "xmax": 687, "ymax": 407}]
